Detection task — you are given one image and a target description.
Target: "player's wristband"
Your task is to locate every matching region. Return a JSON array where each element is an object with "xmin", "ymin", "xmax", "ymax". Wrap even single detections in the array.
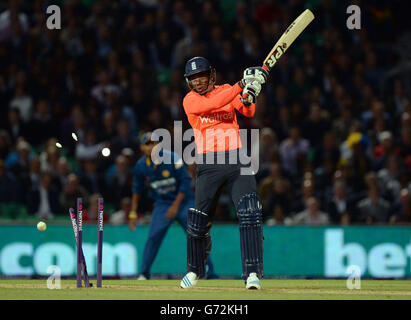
[
  {"xmin": 128, "ymin": 211, "xmax": 138, "ymax": 219},
  {"xmin": 238, "ymin": 80, "xmax": 246, "ymax": 89},
  {"xmin": 240, "ymin": 97, "xmax": 252, "ymax": 106}
]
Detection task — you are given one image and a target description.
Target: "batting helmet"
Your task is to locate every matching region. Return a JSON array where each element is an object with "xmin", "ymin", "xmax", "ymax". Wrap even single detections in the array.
[
  {"xmin": 184, "ymin": 57, "xmax": 212, "ymax": 78},
  {"xmin": 184, "ymin": 57, "xmax": 216, "ymax": 94}
]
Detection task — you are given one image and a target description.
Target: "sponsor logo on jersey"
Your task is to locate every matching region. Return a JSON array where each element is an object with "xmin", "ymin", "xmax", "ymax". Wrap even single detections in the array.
[
  {"xmin": 162, "ymin": 170, "xmax": 170, "ymax": 178},
  {"xmin": 199, "ymin": 112, "xmax": 234, "ymax": 124},
  {"xmin": 150, "ymin": 177, "xmax": 176, "ymax": 189}
]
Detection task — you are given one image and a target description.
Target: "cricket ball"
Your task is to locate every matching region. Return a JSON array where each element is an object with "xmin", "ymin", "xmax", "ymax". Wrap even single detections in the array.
[{"xmin": 37, "ymin": 221, "xmax": 47, "ymax": 231}]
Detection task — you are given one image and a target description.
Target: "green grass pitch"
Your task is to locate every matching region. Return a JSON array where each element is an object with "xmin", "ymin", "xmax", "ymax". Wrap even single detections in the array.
[{"xmin": 1, "ymin": 279, "xmax": 411, "ymax": 300}]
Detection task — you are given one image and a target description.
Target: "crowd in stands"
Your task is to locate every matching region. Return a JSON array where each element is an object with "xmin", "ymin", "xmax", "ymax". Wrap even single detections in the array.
[{"xmin": 0, "ymin": 0, "xmax": 410, "ymax": 225}]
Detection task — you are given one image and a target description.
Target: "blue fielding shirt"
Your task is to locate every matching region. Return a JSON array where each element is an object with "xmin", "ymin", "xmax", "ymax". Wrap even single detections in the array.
[{"xmin": 132, "ymin": 149, "xmax": 194, "ymax": 204}]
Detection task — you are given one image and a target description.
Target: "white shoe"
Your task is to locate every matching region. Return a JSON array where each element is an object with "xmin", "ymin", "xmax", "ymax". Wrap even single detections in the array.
[
  {"xmin": 246, "ymin": 273, "xmax": 261, "ymax": 290},
  {"xmin": 180, "ymin": 272, "xmax": 198, "ymax": 289},
  {"xmin": 137, "ymin": 275, "xmax": 147, "ymax": 280}
]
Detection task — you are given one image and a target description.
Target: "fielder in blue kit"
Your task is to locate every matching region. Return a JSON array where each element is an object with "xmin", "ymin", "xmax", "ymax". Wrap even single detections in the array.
[{"xmin": 128, "ymin": 132, "xmax": 216, "ymax": 280}]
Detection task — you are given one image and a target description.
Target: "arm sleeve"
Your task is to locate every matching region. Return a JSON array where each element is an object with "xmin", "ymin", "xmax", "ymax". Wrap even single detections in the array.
[
  {"xmin": 183, "ymin": 83, "xmax": 243, "ymax": 115},
  {"xmin": 173, "ymin": 155, "xmax": 192, "ymax": 195},
  {"xmin": 132, "ymin": 163, "xmax": 145, "ymax": 195},
  {"xmin": 231, "ymin": 94, "xmax": 256, "ymax": 117}
]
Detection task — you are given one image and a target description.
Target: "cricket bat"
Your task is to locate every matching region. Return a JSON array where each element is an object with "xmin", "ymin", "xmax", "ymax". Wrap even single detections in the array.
[{"xmin": 243, "ymin": 9, "xmax": 315, "ymax": 99}]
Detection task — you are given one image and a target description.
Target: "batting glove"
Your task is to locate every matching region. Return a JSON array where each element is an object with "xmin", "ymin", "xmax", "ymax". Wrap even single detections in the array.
[
  {"xmin": 241, "ymin": 81, "xmax": 261, "ymax": 105},
  {"xmin": 243, "ymin": 67, "xmax": 268, "ymax": 85}
]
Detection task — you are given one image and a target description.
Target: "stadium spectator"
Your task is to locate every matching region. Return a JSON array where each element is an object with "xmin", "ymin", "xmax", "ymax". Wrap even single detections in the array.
[
  {"xmin": 8, "ymin": 139, "xmax": 31, "ymax": 201},
  {"xmin": 377, "ymin": 154, "xmax": 402, "ymax": 205},
  {"xmin": 332, "ymin": 104, "xmax": 354, "ymax": 145},
  {"xmin": 372, "ymin": 131, "xmax": 397, "ymax": 170},
  {"xmin": 291, "ymin": 176, "xmax": 318, "ymax": 214},
  {"xmin": 5, "ymin": 108, "xmax": 27, "ymax": 144},
  {"xmin": 259, "ymin": 161, "xmax": 286, "ymax": 203},
  {"xmin": 28, "ymin": 171, "xmax": 60, "ymax": 219},
  {"xmin": 0, "ymin": 159, "xmax": 19, "ymax": 204},
  {"xmin": 388, "ymin": 79, "xmax": 408, "ymax": 117},
  {"xmin": 109, "ymin": 118, "xmax": 139, "ymax": 159},
  {"xmin": 101, "ymin": 111, "xmax": 116, "ymax": 141},
  {"xmin": 78, "ymin": 159, "xmax": 106, "ymax": 196},
  {"xmin": 75, "ymin": 128, "xmax": 105, "ymax": 161},
  {"xmin": 324, "ymin": 180, "xmax": 355, "ymax": 225},
  {"xmin": 254, "ymin": 127, "xmax": 278, "ymax": 174},
  {"xmin": 272, "ymin": 84, "xmax": 289, "ymax": 110},
  {"xmin": 302, "ymin": 103, "xmax": 331, "ymax": 148},
  {"xmin": 60, "ymin": 105, "xmax": 87, "ymax": 149},
  {"xmin": 29, "ymin": 99, "xmax": 58, "ymax": 146},
  {"xmin": 312, "ymin": 131, "xmax": 340, "ymax": 171},
  {"xmin": 59, "ymin": 173, "xmax": 89, "ymax": 215},
  {"xmin": 399, "ymin": 126, "xmax": 411, "ymax": 160},
  {"xmin": 265, "ymin": 205, "xmax": 293, "ymax": 226},
  {"xmin": 356, "ymin": 186, "xmax": 391, "ymax": 224},
  {"xmin": 390, "ymin": 189, "xmax": 411, "ymax": 224},
  {"xmin": 254, "ymin": 0, "xmax": 283, "ymax": 27},
  {"xmin": 279, "ymin": 125, "xmax": 310, "ymax": 178},
  {"xmin": 259, "ymin": 161, "xmax": 292, "ymax": 216},
  {"xmin": 28, "ymin": 156, "xmax": 41, "ymax": 192},
  {"xmin": 110, "ymin": 197, "xmax": 139, "ymax": 225},
  {"xmin": 106, "ymin": 154, "xmax": 133, "ymax": 208},
  {"xmin": 0, "ymin": 130, "xmax": 11, "ymax": 160},
  {"xmin": 362, "ymin": 99, "xmax": 391, "ymax": 135},
  {"xmin": 0, "ymin": 0, "xmax": 29, "ymax": 42},
  {"xmin": 343, "ymin": 132, "xmax": 372, "ymax": 192},
  {"xmin": 39, "ymin": 141, "xmax": 61, "ymax": 174},
  {"xmin": 54, "ymin": 156, "xmax": 71, "ymax": 195},
  {"xmin": 292, "ymin": 197, "xmax": 329, "ymax": 225},
  {"xmin": 263, "ymin": 177, "xmax": 292, "ymax": 220},
  {"xmin": 8, "ymin": 85, "xmax": 33, "ymax": 123},
  {"xmin": 400, "ymin": 111, "xmax": 411, "ymax": 132}
]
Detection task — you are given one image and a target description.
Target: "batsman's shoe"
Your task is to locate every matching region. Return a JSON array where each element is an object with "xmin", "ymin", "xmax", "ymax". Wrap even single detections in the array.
[
  {"xmin": 246, "ymin": 273, "xmax": 261, "ymax": 290},
  {"xmin": 137, "ymin": 275, "xmax": 147, "ymax": 280},
  {"xmin": 180, "ymin": 272, "xmax": 198, "ymax": 289}
]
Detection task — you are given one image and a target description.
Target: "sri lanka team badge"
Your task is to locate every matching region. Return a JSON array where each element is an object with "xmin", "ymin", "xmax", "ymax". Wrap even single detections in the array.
[{"xmin": 162, "ymin": 170, "xmax": 170, "ymax": 178}]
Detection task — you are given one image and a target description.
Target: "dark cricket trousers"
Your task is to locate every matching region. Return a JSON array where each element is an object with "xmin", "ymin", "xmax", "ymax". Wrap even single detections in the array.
[
  {"xmin": 188, "ymin": 149, "xmax": 263, "ymax": 279},
  {"xmin": 194, "ymin": 149, "xmax": 258, "ymax": 216}
]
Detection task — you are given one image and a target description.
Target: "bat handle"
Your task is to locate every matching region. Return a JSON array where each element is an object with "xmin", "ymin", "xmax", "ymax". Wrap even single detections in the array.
[{"xmin": 242, "ymin": 93, "xmax": 249, "ymax": 100}]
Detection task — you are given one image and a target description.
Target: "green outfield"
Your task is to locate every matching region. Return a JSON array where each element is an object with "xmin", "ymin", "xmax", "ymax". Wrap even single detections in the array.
[{"xmin": 1, "ymin": 279, "xmax": 411, "ymax": 300}]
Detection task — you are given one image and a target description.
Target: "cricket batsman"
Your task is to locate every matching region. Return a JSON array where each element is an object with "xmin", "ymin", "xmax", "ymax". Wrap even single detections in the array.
[
  {"xmin": 180, "ymin": 57, "xmax": 267, "ymax": 289},
  {"xmin": 129, "ymin": 132, "xmax": 216, "ymax": 280}
]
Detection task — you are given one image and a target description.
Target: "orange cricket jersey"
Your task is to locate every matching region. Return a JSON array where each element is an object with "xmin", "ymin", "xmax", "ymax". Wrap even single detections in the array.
[{"xmin": 183, "ymin": 83, "xmax": 255, "ymax": 154}]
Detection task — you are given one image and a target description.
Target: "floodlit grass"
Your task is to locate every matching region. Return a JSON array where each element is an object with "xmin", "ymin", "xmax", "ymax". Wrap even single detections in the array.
[{"xmin": 1, "ymin": 279, "xmax": 411, "ymax": 300}]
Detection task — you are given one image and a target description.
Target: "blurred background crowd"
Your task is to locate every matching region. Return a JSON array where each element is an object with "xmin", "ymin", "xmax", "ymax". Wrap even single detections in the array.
[{"xmin": 0, "ymin": 0, "xmax": 410, "ymax": 225}]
